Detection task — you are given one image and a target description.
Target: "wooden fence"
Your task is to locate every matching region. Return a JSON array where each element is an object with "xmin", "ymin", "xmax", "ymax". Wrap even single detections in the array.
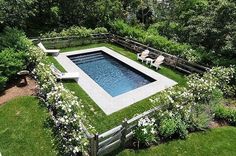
[
  {"xmin": 31, "ymin": 33, "xmax": 110, "ymax": 49},
  {"xmin": 82, "ymin": 105, "xmax": 162, "ymax": 156},
  {"xmin": 32, "ymin": 33, "xmax": 209, "ymax": 74},
  {"xmin": 109, "ymin": 34, "xmax": 210, "ymax": 74}
]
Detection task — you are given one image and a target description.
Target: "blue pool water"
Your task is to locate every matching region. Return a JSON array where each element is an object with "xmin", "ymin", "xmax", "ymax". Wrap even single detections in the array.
[{"xmin": 68, "ymin": 51, "xmax": 155, "ymax": 97}]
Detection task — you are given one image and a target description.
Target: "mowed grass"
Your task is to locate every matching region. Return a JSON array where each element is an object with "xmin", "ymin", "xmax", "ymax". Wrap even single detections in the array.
[
  {"xmin": 117, "ymin": 126, "xmax": 236, "ymax": 156},
  {"xmin": 0, "ymin": 96, "xmax": 57, "ymax": 156},
  {"xmin": 48, "ymin": 43, "xmax": 187, "ymax": 133}
]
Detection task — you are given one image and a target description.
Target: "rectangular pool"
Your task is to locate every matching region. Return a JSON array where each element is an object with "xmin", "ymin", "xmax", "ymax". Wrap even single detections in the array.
[
  {"xmin": 55, "ymin": 47, "xmax": 177, "ymax": 115},
  {"xmin": 68, "ymin": 51, "xmax": 155, "ymax": 97}
]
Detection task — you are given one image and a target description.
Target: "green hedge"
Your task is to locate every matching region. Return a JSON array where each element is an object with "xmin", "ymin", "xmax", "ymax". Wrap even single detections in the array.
[
  {"xmin": 41, "ymin": 26, "xmax": 108, "ymax": 38},
  {"xmin": 0, "ymin": 48, "xmax": 26, "ymax": 78},
  {"xmin": 0, "ymin": 27, "xmax": 32, "ymax": 52},
  {"xmin": 110, "ymin": 20, "xmax": 202, "ymax": 63}
]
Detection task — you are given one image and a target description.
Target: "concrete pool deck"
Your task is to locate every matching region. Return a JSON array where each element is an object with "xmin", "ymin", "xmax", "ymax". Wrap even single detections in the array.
[{"xmin": 54, "ymin": 47, "xmax": 177, "ymax": 115}]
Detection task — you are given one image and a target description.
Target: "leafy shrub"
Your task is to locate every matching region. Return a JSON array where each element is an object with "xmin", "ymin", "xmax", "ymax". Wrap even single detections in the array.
[
  {"xmin": 148, "ymin": 22, "xmax": 181, "ymax": 41},
  {"xmin": 110, "ymin": 20, "xmax": 202, "ymax": 63},
  {"xmin": 41, "ymin": 26, "xmax": 108, "ymax": 38},
  {"xmin": 206, "ymin": 66, "xmax": 236, "ymax": 97},
  {"xmin": 0, "ymin": 27, "xmax": 32, "ymax": 52},
  {"xmin": 0, "ymin": 48, "xmax": 26, "ymax": 79},
  {"xmin": 158, "ymin": 115, "xmax": 188, "ymax": 139},
  {"xmin": 134, "ymin": 117, "xmax": 157, "ymax": 146},
  {"xmin": 0, "ymin": 76, "xmax": 8, "ymax": 92},
  {"xmin": 214, "ymin": 105, "xmax": 236, "ymax": 126},
  {"xmin": 158, "ymin": 117, "xmax": 177, "ymax": 138}
]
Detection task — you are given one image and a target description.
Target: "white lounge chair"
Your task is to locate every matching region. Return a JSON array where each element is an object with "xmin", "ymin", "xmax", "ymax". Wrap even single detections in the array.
[
  {"xmin": 150, "ymin": 55, "xmax": 165, "ymax": 70},
  {"xmin": 137, "ymin": 49, "xmax": 150, "ymax": 62},
  {"xmin": 37, "ymin": 42, "xmax": 60, "ymax": 55},
  {"xmin": 50, "ymin": 64, "xmax": 79, "ymax": 80}
]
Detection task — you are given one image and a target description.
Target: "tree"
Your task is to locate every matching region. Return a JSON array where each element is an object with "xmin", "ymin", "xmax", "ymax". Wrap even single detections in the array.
[{"xmin": 0, "ymin": 0, "xmax": 36, "ymax": 29}]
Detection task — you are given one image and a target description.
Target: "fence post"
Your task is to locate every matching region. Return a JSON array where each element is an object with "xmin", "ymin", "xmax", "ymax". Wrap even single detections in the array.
[
  {"xmin": 89, "ymin": 133, "xmax": 99, "ymax": 156},
  {"xmin": 121, "ymin": 118, "xmax": 128, "ymax": 147}
]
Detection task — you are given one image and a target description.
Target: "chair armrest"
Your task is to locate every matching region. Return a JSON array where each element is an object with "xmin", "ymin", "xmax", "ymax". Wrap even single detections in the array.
[{"xmin": 137, "ymin": 53, "xmax": 141, "ymax": 57}]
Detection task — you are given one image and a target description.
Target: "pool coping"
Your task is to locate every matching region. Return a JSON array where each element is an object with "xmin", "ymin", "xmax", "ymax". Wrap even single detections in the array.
[{"xmin": 54, "ymin": 47, "xmax": 177, "ymax": 115}]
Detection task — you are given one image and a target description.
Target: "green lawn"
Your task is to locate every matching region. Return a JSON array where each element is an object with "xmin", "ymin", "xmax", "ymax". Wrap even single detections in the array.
[
  {"xmin": 0, "ymin": 96, "xmax": 57, "ymax": 156},
  {"xmin": 117, "ymin": 126, "xmax": 236, "ymax": 156},
  {"xmin": 48, "ymin": 43, "xmax": 187, "ymax": 133}
]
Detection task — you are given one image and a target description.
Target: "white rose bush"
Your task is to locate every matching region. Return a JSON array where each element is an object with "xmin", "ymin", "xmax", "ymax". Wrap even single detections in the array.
[
  {"xmin": 28, "ymin": 45, "xmax": 94, "ymax": 155},
  {"xmin": 134, "ymin": 116, "xmax": 157, "ymax": 147}
]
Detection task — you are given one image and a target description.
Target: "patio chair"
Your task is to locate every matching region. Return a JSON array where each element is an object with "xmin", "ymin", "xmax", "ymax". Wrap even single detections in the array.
[
  {"xmin": 150, "ymin": 55, "xmax": 165, "ymax": 70},
  {"xmin": 137, "ymin": 49, "xmax": 150, "ymax": 62},
  {"xmin": 50, "ymin": 64, "xmax": 79, "ymax": 80},
  {"xmin": 37, "ymin": 42, "xmax": 60, "ymax": 55}
]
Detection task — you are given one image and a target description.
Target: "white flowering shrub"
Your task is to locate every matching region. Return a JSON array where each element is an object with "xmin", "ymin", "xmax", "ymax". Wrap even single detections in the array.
[
  {"xmin": 182, "ymin": 48, "xmax": 201, "ymax": 63},
  {"xmin": 27, "ymin": 45, "xmax": 93, "ymax": 155},
  {"xmin": 150, "ymin": 66, "xmax": 235, "ymax": 140},
  {"xmin": 187, "ymin": 73, "xmax": 218, "ymax": 104},
  {"xmin": 134, "ymin": 117, "xmax": 157, "ymax": 146},
  {"xmin": 206, "ymin": 66, "xmax": 236, "ymax": 97}
]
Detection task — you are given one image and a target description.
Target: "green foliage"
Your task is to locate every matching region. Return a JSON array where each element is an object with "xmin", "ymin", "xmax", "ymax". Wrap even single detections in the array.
[
  {"xmin": 0, "ymin": 27, "xmax": 32, "ymax": 51},
  {"xmin": 0, "ymin": 76, "xmax": 8, "ymax": 92},
  {"xmin": 158, "ymin": 117, "xmax": 178, "ymax": 138},
  {"xmin": 0, "ymin": 0, "xmax": 36, "ymax": 28},
  {"xmin": 151, "ymin": 0, "xmax": 236, "ymax": 66},
  {"xmin": 41, "ymin": 26, "xmax": 108, "ymax": 38},
  {"xmin": 111, "ymin": 20, "xmax": 202, "ymax": 62},
  {"xmin": 214, "ymin": 105, "xmax": 236, "ymax": 126},
  {"xmin": 0, "ymin": 27, "xmax": 31, "ymax": 92},
  {"xmin": 148, "ymin": 22, "xmax": 181, "ymax": 41},
  {"xmin": 0, "ymin": 48, "xmax": 26, "ymax": 79}
]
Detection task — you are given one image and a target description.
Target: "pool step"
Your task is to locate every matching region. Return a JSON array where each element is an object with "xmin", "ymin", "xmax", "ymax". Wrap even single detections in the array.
[
  {"xmin": 73, "ymin": 56, "xmax": 105, "ymax": 64},
  {"xmin": 71, "ymin": 55, "xmax": 104, "ymax": 62},
  {"xmin": 70, "ymin": 52, "xmax": 103, "ymax": 60},
  {"xmin": 71, "ymin": 52, "xmax": 103, "ymax": 59},
  {"xmin": 70, "ymin": 52, "xmax": 106, "ymax": 64}
]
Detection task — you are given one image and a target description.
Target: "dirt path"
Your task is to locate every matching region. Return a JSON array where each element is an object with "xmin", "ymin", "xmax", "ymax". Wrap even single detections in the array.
[{"xmin": 0, "ymin": 77, "xmax": 37, "ymax": 105}]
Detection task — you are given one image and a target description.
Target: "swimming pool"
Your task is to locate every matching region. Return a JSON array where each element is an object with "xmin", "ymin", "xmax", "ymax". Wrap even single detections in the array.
[
  {"xmin": 55, "ymin": 47, "xmax": 177, "ymax": 115},
  {"xmin": 68, "ymin": 51, "xmax": 155, "ymax": 97}
]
